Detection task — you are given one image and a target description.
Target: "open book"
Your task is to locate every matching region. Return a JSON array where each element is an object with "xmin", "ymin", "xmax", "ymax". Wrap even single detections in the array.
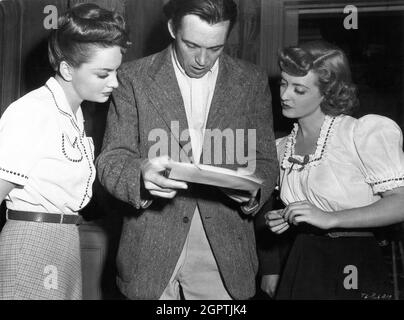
[{"xmin": 168, "ymin": 162, "xmax": 263, "ymax": 192}]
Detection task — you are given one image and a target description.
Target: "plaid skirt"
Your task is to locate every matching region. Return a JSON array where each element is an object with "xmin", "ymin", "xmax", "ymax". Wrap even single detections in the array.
[{"xmin": 0, "ymin": 220, "xmax": 82, "ymax": 300}]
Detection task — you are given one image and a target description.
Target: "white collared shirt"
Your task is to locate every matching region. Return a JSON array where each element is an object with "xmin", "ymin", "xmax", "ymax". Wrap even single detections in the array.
[
  {"xmin": 167, "ymin": 47, "xmax": 225, "ymax": 290},
  {"xmin": 0, "ymin": 77, "xmax": 95, "ymax": 214},
  {"xmin": 171, "ymin": 45, "xmax": 219, "ymax": 163}
]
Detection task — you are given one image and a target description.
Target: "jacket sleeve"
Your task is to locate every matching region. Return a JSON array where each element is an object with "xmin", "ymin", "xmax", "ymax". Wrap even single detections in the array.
[
  {"xmin": 96, "ymin": 67, "xmax": 149, "ymax": 210},
  {"xmin": 245, "ymin": 69, "xmax": 279, "ymax": 215}
]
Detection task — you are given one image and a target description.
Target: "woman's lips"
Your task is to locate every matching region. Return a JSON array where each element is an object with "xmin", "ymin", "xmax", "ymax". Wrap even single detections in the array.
[{"xmin": 281, "ymin": 102, "xmax": 292, "ymax": 109}]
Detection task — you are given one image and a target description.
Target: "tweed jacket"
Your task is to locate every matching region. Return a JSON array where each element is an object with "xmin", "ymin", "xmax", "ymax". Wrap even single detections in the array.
[{"xmin": 96, "ymin": 46, "xmax": 278, "ymax": 299}]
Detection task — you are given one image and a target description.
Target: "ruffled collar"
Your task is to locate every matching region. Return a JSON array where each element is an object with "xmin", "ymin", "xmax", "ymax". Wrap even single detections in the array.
[{"xmin": 281, "ymin": 115, "xmax": 338, "ymax": 171}]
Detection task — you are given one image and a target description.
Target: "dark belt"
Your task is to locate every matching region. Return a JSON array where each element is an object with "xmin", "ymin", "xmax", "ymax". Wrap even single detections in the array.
[
  {"xmin": 7, "ymin": 210, "xmax": 83, "ymax": 225},
  {"xmin": 326, "ymin": 231, "xmax": 374, "ymax": 238},
  {"xmin": 301, "ymin": 225, "xmax": 374, "ymax": 238}
]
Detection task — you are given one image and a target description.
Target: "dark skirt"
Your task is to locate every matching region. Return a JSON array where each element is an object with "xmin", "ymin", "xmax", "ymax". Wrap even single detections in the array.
[{"xmin": 276, "ymin": 233, "xmax": 393, "ymax": 300}]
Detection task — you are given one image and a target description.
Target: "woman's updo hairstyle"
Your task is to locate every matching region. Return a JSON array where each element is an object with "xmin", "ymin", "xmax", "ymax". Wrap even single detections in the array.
[
  {"xmin": 48, "ymin": 3, "xmax": 130, "ymax": 73},
  {"xmin": 279, "ymin": 40, "xmax": 359, "ymax": 116}
]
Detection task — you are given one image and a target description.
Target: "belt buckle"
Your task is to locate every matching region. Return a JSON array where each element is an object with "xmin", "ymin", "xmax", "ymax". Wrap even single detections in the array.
[
  {"xmin": 326, "ymin": 232, "xmax": 340, "ymax": 238},
  {"xmin": 60, "ymin": 213, "xmax": 64, "ymax": 224}
]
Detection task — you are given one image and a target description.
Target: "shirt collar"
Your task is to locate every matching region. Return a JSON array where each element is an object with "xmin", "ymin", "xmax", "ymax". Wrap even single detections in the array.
[
  {"xmin": 45, "ymin": 77, "xmax": 84, "ymax": 128},
  {"xmin": 171, "ymin": 44, "xmax": 219, "ymax": 80}
]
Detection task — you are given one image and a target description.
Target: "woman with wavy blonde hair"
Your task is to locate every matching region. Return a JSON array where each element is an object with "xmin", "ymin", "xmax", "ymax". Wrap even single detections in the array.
[{"xmin": 265, "ymin": 40, "xmax": 403, "ymax": 299}]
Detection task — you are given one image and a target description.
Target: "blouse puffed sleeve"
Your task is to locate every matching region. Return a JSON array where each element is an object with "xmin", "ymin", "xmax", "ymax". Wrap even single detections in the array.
[
  {"xmin": 0, "ymin": 100, "xmax": 43, "ymax": 186},
  {"xmin": 353, "ymin": 114, "xmax": 404, "ymax": 194}
]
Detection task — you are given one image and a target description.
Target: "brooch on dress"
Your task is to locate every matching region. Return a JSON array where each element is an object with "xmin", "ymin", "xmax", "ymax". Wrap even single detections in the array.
[{"xmin": 287, "ymin": 155, "xmax": 310, "ymax": 174}]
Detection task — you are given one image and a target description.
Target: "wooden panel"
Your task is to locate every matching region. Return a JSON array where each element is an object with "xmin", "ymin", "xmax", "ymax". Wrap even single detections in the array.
[
  {"xmin": 0, "ymin": 0, "xmax": 23, "ymax": 115},
  {"xmin": 260, "ymin": 0, "xmax": 284, "ymax": 77},
  {"xmin": 78, "ymin": 204, "xmax": 125, "ymax": 300},
  {"xmin": 80, "ymin": 223, "xmax": 108, "ymax": 300},
  {"xmin": 237, "ymin": 0, "xmax": 261, "ymax": 64},
  {"xmin": 68, "ymin": 0, "xmax": 145, "ymax": 61},
  {"xmin": 260, "ymin": 0, "xmax": 404, "ymax": 77},
  {"xmin": 1, "ymin": 0, "xmax": 125, "ymax": 114},
  {"xmin": 0, "ymin": 0, "xmax": 69, "ymax": 114},
  {"xmin": 19, "ymin": 0, "xmax": 68, "ymax": 94},
  {"xmin": 124, "ymin": 0, "xmax": 170, "ymax": 60},
  {"xmin": 284, "ymin": 8, "xmax": 299, "ymax": 47}
]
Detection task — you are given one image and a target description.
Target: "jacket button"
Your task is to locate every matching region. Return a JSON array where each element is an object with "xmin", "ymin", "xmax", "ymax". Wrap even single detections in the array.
[{"xmin": 183, "ymin": 217, "xmax": 189, "ymax": 223}]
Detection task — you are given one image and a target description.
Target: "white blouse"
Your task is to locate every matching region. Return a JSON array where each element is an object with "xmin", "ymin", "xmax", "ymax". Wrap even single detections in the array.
[
  {"xmin": 277, "ymin": 114, "xmax": 404, "ymax": 212},
  {"xmin": 0, "ymin": 77, "xmax": 95, "ymax": 215}
]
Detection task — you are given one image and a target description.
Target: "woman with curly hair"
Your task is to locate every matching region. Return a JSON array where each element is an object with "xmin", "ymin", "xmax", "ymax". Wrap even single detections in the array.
[
  {"xmin": 0, "ymin": 3, "xmax": 129, "ymax": 299},
  {"xmin": 265, "ymin": 40, "xmax": 404, "ymax": 299}
]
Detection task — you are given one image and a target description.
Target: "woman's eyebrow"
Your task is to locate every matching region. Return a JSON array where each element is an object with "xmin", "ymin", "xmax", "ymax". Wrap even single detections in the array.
[
  {"xmin": 92, "ymin": 68, "xmax": 114, "ymax": 71},
  {"xmin": 292, "ymin": 83, "xmax": 309, "ymax": 89}
]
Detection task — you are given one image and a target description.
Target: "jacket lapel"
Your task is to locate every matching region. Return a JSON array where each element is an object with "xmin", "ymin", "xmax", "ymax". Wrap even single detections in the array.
[
  {"xmin": 143, "ymin": 46, "xmax": 190, "ymax": 153},
  {"xmin": 143, "ymin": 50, "xmax": 245, "ymax": 164},
  {"xmin": 201, "ymin": 54, "xmax": 247, "ymax": 167},
  {"xmin": 206, "ymin": 54, "xmax": 245, "ymax": 130}
]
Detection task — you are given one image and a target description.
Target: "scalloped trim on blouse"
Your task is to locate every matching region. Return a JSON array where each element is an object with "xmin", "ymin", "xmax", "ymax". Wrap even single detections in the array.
[{"xmin": 281, "ymin": 115, "xmax": 339, "ymax": 172}]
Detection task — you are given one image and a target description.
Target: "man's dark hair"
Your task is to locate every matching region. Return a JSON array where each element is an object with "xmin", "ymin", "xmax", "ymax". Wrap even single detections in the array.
[{"xmin": 163, "ymin": 0, "xmax": 237, "ymax": 34}]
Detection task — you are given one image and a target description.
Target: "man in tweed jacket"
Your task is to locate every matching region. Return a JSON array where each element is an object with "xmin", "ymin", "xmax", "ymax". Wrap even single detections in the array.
[{"xmin": 96, "ymin": 0, "xmax": 278, "ymax": 300}]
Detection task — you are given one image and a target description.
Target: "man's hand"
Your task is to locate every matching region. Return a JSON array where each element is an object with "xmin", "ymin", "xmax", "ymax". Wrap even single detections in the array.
[
  {"xmin": 260, "ymin": 274, "xmax": 280, "ymax": 298},
  {"xmin": 220, "ymin": 187, "xmax": 255, "ymax": 203},
  {"xmin": 220, "ymin": 187, "xmax": 260, "ymax": 215},
  {"xmin": 141, "ymin": 156, "xmax": 188, "ymax": 199},
  {"xmin": 220, "ymin": 167, "xmax": 259, "ymax": 203}
]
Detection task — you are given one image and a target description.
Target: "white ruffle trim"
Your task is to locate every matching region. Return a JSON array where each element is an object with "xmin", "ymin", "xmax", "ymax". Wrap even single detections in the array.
[{"xmin": 280, "ymin": 115, "xmax": 339, "ymax": 171}]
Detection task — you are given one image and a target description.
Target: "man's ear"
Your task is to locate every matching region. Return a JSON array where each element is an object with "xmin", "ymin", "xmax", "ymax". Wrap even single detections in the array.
[
  {"xmin": 167, "ymin": 19, "xmax": 176, "ymax": 39},
  {"xmin": 59, "ymin": 61, "xmax": 73, "ymax": 81}
]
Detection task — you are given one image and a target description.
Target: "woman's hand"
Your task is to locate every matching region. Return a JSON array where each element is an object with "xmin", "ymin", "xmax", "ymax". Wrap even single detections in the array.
[
  {"xmin": 283, "ymin": 201, "xmax": 336, "ymax": 230},
  {"xmin": 265, "ymin": 209, "xmax": 290, "ymax": 234}
]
